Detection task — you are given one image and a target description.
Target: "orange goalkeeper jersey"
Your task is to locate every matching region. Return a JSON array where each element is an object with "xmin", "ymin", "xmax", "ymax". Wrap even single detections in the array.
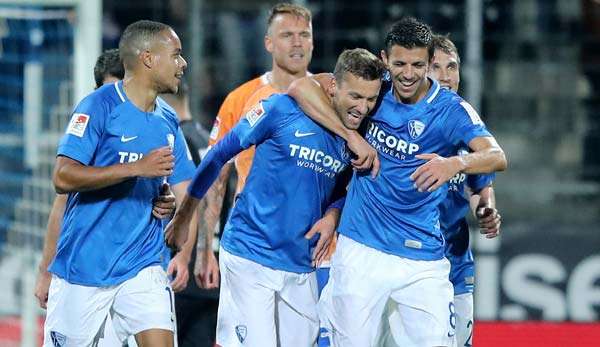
[{"xmin": 208, "ymin": 73, "xmax": 270, "ymax": 194}]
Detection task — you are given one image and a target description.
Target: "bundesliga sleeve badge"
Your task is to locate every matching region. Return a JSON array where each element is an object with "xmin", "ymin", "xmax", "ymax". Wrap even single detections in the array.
[
  {"xmin": 244, "ymin": 102, "xmax": 266, "ymax": 127},
  {"xmin": 66, "ymin": 113, "xmax": 90, "ymax": 137}
]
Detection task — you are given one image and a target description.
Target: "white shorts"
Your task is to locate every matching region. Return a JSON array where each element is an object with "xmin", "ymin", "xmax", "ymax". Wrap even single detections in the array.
[
  {"xmin": 216, "ymin": 248, "xmax": 319, "ymax": 347},
  {"xmin": 320, "ymin": 235, "xmax": 455, "ymax": 347},
  {"xmin": 43, "ymin": 265, "xmax": 175, "ymax": 347}
]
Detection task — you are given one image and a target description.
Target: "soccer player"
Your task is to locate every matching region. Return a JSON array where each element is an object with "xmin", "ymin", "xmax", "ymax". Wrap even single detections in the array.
[
  {"xmin": 195, "ymin": 3, "xmax": 314, "ymax": 291},
  {"xmin": 42, "ymin": 21, "xmax": 196, "ymax": 347},
  {"xmin": 429, "ymin": 34, "xmax": 501, "ymax": 347},
  {"xmin": 166, "ymin": 48, "xmax": 386, "ymax": 347},
  {"xmin": 288, "ymin": 17, "xmax": 507, "ymax": 347},
  {"xmin": 34, "ymin": 48, "xmax": 180, "ymax": 311}
]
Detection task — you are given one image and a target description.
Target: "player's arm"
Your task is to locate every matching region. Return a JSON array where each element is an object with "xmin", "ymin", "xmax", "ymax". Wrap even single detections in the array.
[
  {"xmin": 287, "ymin": 74, "xmax": 379, "ymax": 176},
  {"xmin": 470, "ymin": 184, "xmax": 501, "ymax": 238},
  {"xmin": 34, "ymin": 194, "xmax": 67, "ymax": 309},
  {"xmin": 165, "ymin": 132, "xmax": 244, "ymax": 249},
  {"xmin": 460, "ymin": 136, "xmax": 507, "ymax": 174},
  {"xmin": 412, "ymin": 136, "xmax": 507, "ymax": 192},
  {"xmin": 305, "ymin": 167, "xmax": 351, "ymax": 266},
  {"xmin": 53, "ymin": 146, "xmax": 174, "ymax": 193},
  {"xmin": 194, "ymin": 171, "xmax": 226, "ymax": 289},
  {"xmin": 167, "ymin": 180, "xmax": 200, "ymax": 292}
]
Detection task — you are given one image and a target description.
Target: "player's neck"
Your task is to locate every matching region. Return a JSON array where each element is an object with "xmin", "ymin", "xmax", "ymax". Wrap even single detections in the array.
[
  {"xmin": 269, "ymin": 66, "xmax": 308, "ymax": 92},
  {"xmin": 122, "ymin": 76, "xmax": 158, "ymax": 112}
]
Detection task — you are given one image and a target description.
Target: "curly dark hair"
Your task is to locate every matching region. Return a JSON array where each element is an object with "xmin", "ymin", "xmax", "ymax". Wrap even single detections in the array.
[{"xmin": 384, "ymin": 17, "xmax": 434, "ymax": 60}]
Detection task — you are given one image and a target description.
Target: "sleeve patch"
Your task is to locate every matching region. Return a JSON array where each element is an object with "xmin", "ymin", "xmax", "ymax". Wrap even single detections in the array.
[
  {"xmin": 244, "ymin": 102, "xmax": 265, "ymax": 127},
  {"xmin": 460, "ymin": 101, "xmax": 483, "ymax": 126},
  {"xmin": 66, "ymin": 113, "xmax": 90, "ymax": 137},
  {"xmin": 209, "ymin": 118, "xmax": 220, "ymax": 140}
]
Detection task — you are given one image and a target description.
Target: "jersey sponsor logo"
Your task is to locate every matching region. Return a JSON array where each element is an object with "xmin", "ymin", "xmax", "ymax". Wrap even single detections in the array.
[
  {"xmin": 460, "ymin": 101, "xmax": 484, "ymax": 125},
  {"xmin": 166, "ymin": 133, "xmax": 175, "ymax": 149},
  {"xmin": 50, "ymin": 331, "xmax": 66, "ymax": 347},
  {"xmin": 118, "ymin": 152, "xmax": 144, "ymax": 163},
  {"xmin": 66, "ymin": 113, "xmax": 89, "ymax": 137},
  {"xmin": 244, "ymin": 102, "xmax": 265, "ymax": 127},
  {"xmin": 120, "ymin": 135, "xmax": 138, "ymax": 142},
  {"xmin": 366, "ymin": 121, "xmax": 420, "ymax": 159},
  {"xmin": 294, "ymin": 130, "xmax": 316, "ymax": 138},
  {"xmin": 449, "ymin": 172, "xmax": 467, "ymax": 192},
  {"xmin": 408, "ymin": 120, "xmax": 425, "ymax": 139},
  {"xmin": 289, "ymin": 144, "xmax": 346, "ymax": 178},
  {"xmin": 209, "ymin": 118, "xmax": 220, "ymax": 140},
  {"xmin": 235, "ymin": 325, "xmax": 247, "ymax": 343}
]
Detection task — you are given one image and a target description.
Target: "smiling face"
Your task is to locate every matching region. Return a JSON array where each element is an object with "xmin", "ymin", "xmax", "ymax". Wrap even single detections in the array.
[
  {"xmin": 332, "ymin": 72, "xmax": 381, "ymax": 130},
  {"xmin": 430, "ymin": 48, "xmax": 460, "ymax": 92},
  {"xmin": 151, "ymin": 28, "xmax": 187, "ymax": 94},
  {"xmin": 382, "ymin": 44, "xmax": 431, "ymax": 104},
  {"xmin": 265, "ymin": 13, "xmax": 313, "ymax": 75}
]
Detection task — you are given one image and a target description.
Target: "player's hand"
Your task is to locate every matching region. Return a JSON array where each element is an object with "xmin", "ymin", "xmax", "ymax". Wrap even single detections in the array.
[
  {"xmin": 347, "ymin": 131, "xmax": 380, "ymax": 178},
  {"xmin": 305, "ymin": 210, "xmax": 339, "ymax": 267},
  {"xmin": 411, "ymin": 153, "xmax": 462, "ymax": 192},
  {"xmin": 34, "ymin": 269, "xmax": 52, "ymax": 309},
  {"xmin": 167, "ymin": 251, "xmax": 190, "ymax": 292},
  {"xmin": 477, "ymin": 207, "xmax": 501, "ymax": 238},
  {"xmin": 152, "ymin": 183, "xmax": 176, "ymax": 219},
  {"xmin": 133, "ymin": 146, "xmax": 174, "ymax": 178},
  {"xmin": 194, "ymin": 249, "xmax": 220, "ymax": 289},
  {"xmin": 164, "ymin": 216, "xmax": 190, "ymax": 251}
]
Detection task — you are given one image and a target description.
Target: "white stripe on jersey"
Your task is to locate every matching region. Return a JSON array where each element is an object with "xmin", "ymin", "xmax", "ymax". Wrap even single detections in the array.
[{"xmin": 459, "ymin": 101, "xmax": 484, "ymax": 125}]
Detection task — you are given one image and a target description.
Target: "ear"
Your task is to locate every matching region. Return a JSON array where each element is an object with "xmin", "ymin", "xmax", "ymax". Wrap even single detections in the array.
[
  {"xmin": 141, "ymin": 50, "xmax": 153, "ymax": 69},
  {"xmin": 326, "ymin": 78, "xmax": 336, "ymax": 98},
  {"xmin": 265, "ymin": 35, "xmax": 273, "ymax": 53},
  {"xmin": 380, "ymin": 49, "xmax": 388, "ymax": 65}
]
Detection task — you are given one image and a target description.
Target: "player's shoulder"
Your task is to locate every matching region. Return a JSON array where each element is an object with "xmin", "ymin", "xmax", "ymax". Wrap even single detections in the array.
[
  {"xmin": 75, "ymin": 82, "xmax": 122, "ymax": 115},
  {"xmin": 263, "ymin": 93, "xmax": 299, "ymax": 114},
  {"xmin": 226, "ymin": 75, "xmax": 267, "ymax": 101},
  {"xmin": 431, "ymin": 87, "xmax": 480, "ymax": 119}
]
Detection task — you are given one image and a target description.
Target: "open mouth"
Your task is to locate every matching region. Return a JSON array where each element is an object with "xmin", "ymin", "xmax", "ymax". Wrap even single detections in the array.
[
  {"xmin": 399, "ymin": 79, "xmax": 417, "ymax": 89},
  {"xmin": 289, "ymin": 52, "xmax": 304, "ymax": 60},
  {"xmin": 347, "ymin": 110, "xmax": 363, "ymax": 125}
]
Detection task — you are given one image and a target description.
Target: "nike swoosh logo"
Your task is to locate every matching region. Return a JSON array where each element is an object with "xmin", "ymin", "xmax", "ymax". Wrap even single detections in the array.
[
  {"xmin": 295, "ymin": 130, "xmax": 316, "ymax": 138},
  {"xmin": 447, "ymin": 332, "xmax": 455, "ymax": 338},
  {"xmin": 121, "ymin": 135, "xmax": 138, "ymax": 142}
]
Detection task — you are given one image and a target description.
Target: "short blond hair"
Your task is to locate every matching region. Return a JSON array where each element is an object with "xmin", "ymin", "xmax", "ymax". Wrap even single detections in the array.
[{"xmin": 267, "ymin": 3, "xmax": 312, "ymax": 33}]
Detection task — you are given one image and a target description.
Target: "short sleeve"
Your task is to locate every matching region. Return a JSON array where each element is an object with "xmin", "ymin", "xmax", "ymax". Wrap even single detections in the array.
[
  {"xmin": 168, "ymin": 126, "xmax": 197, "ymax": 185},
  {"xmin": 442, "ymin": 100, "xmax": 492, "ymax": 147},
  {"xmin": 57, "ymin": 94, "xmax": 107, "ymax": 165},
  {"xmin": 467, "ymin": 173, "xmax": 495, "ymax": 193},
  {"xmin": 231, "ymin": 95, "xmax": 288, "ymax": 149}
]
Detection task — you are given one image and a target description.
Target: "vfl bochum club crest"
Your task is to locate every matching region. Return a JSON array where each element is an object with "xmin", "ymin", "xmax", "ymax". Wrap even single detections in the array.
[
  {"xmin": 408, "ymin": 120, "xmax": 425, "ymax": 139},
  {"xmin": 235, "ymin": 325, "xmax": 247, "ymax": 343}
]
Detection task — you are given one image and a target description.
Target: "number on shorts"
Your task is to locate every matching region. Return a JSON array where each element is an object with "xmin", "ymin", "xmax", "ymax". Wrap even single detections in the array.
[
  {"xmin": 448, "ymin": 302, "xmax": 456, "ymax": 330},
  {"xmin": 464, "ymin": 320, "xmax": 473, "ymax": 347},
  {"xmin": 165, "ymin": 286, "xmax": 175, "ymax": 322}
]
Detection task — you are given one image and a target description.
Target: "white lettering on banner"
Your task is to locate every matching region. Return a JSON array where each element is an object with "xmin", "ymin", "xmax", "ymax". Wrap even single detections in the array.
[{"xmin": 475, "ymin": 253, "xmax": 600, "ymax": 321}]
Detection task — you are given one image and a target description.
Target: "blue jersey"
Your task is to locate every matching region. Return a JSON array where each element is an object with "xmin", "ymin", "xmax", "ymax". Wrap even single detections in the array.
[
  {"xmin": 50, "ymin": 81, "xmax": 195, "ymax": 286},
  {"xmin": 338, "ymin": 79, "xmax": 492, "ymax": 260},
  {"xmin": 441, "ymin": 149, "xmax": 494, "ymax": 294},
  {"xmin": 221, "ymin": 94, "xmax": 350, "ymax": 273}
]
